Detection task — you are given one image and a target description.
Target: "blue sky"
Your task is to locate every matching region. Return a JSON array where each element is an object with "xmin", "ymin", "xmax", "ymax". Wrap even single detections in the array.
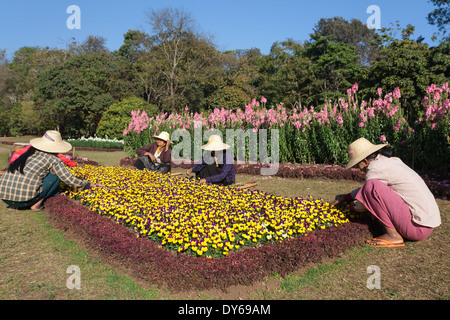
[{"xmin": 0, "ymin": 0, "xmax": 441, "ymax": 59}]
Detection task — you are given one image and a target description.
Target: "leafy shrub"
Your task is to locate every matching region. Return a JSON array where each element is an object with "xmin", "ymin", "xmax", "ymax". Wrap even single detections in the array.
[
  {"xmin": 96, "ymin": 96, "xmax": 159, "ymax": 140},
  {"xmin": 207, "ymin": 85, "xmax": 250, "ymax": 110}
]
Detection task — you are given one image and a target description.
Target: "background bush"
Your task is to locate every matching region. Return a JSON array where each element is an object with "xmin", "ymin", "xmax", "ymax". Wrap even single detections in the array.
[{"xmin": 96, "ymin": 96, "xmax": 159, "ymax": 140}]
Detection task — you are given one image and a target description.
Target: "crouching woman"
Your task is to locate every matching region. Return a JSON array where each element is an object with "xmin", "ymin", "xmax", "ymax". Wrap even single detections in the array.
[
  {"xmin": 0, "ymin": 131, "xmax": 91, "ymax": 211},
  {"xmin": 333, "ymin": 138, "xmax": 441, "ymax": 247}
]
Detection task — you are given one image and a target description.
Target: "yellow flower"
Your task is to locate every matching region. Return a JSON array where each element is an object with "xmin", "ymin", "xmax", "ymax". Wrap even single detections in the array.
[{"xmin": 68, "ymin": 165, "xmax": 352, "ymax": 257}]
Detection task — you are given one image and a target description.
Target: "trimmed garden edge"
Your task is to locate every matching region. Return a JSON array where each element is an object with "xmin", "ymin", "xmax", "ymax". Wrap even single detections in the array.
[{"xmin": 44, "ymin": 194, "xmax": 375, "ymax": 291}]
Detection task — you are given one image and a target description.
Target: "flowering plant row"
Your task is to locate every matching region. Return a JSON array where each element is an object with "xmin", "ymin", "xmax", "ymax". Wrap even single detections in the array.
[
  {"xmin": 67, "ymin": 165, "xmax": 356, "ymax": 258},
  {"xmin": 123, "ymin": 83, "xmax": 449, "ymax": 172},
  {"xmin": 67, "ymin": 136, "xmax": 124, "ymax": 149}
]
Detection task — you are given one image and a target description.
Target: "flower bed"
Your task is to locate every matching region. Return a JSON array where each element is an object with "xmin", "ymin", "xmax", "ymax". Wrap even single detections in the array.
[
  {"xmin": 120, "ymin": 157, "xmax": 365, "ymax": 181},
  {"xmin": 39, "ymin": 164, "xmax": 376, "ymax": 290},
  {"xmin": 44, "ymin": 194, "xmax": 372, "ymax": 290},
  {"xmin": 67, "ymin": 166, "xmax": 357, "ymax": 257}
]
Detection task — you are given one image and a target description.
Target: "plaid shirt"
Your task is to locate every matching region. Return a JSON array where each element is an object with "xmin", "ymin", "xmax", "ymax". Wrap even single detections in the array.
[{"xmin": 0, "ymin": 151, "xmax": 88, "ymax": 202}]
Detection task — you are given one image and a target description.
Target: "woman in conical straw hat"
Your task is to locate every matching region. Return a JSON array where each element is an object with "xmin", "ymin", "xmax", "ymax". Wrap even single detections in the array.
[
  {"xmin": 134, "ymin": 131, "xmax": 172, "ymax": 174},
  {"xmin": 186, "ymin": 135, "xmax": 235, "ymax": 186},
  {"xmin": 0, "ymin": 130, "xmax": 91, "ymax": 211},
  {"xmin": 333, "ymin": 137, "xmax": 441, "ymax": 247}
]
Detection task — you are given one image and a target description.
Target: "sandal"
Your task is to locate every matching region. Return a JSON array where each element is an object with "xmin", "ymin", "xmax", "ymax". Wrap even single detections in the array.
[{"xmin": 367, "ymin": 238, "xmax": 405, "ymax": 248}]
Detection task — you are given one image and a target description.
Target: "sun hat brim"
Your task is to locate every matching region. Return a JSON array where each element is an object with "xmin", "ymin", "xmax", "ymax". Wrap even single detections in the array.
[
  {"xmin": 201, "ymin": 142, "xmax": 230, "ymax": 151},
  {"xmin": 153, "ymin": 132, "xmax": 171, "ymax": 143},
  {"xmin": 30, "ymin": 133, "xmax": 72, "ymax": 154},
  {"xmin": 345, "ymin": 138, "xmax": 387, "ymax": 169},
  {"xmin": 30, "ymin": 130, "xmax": 72, "ymax": 153}
]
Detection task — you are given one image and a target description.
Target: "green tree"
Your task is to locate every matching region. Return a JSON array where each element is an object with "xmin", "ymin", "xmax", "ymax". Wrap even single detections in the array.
[
  {"xmin": 0, "ymin": 49, "xmax": 17, "ymax": 135},
  {"xmin": 220, "ymin": 48, "xmax": 262, "ymax": 100},
  {"xmin": 364, "ymin": 37, "xmax": 434, "ymax": 120},
  {"xmin": 257, "ymin": 39, "xmax": 311, "ymax": 107},
  {"xmin": 311, "ymin": 17, "xmax": 381, "ymax": 66},
  {"xmin": 305, "ymin": 35, "xmax": 360, "ymax": 105},
  {"xmin": 4, "ymin": 47, "xmax": 72, "ymax": 135},
  {"xmin": 428, "ymin": 40, "xmax": 450, "ymax": 84},
  {"xmin": 34, "ymin": 52, "xmax": 123, "ymax": 137},
  {"xmin": 96, "ymin": 96, "xmax": 158, "ymax": 139},
  {"xmin": 67, "ymin": 35, "xmax": 110, "ymax": 55},
  {"xmin": 427, "ymin": 0, "xmax": 450, "ymax": 40},
  {"xmin": 115, "ymin": 29, "xmax": 152, "ymax": 63}
]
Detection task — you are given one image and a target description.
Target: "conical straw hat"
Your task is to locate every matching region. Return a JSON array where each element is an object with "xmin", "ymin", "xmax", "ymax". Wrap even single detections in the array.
[
  {"xmin": 30, "ymin": 130, "xmax": 72, "ymax": 153},
  {"xmin": 345, "ymin": 137, "xmax": 386, "ymax": 169},
  {"xmin": 201, "ymin": 135, "xmax": 230, "ymax": 151},
  {"xmin": 153, "ymin": 131, "xmax": 171, "ymax": 142}
]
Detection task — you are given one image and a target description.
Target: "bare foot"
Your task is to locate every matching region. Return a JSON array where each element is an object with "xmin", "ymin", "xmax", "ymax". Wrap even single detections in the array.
[
  {"xmin": 366, "ymin": 226, "xmax": 404, "ymax": 246},
  {"xmin": 30, "ymin": 199, "xmax": 44, "ymax": 210},
  {"xmin": 366, "ymin": 234, "xmax": 404, "ymax": 246}
]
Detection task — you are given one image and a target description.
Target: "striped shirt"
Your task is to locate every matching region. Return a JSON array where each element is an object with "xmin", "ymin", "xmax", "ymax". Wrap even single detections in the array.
[{"xmin": 0, "ymin": 151, "xmax": 88, "ymax": 202}]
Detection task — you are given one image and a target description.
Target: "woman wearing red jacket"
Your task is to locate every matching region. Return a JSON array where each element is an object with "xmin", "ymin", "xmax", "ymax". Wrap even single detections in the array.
[{"xmin": 10, "ymin": 144, "xmax": 77, "ymax": 167}]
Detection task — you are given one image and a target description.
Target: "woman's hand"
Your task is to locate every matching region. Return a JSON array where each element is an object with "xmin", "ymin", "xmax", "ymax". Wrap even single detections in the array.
[
  {"xmin": 331, "ymin": 194, "xmax": 345, "ymax": 207},
  {"xmin": 145, "ymin": 152, "xmax": 156, "ymax": 162},
  {"xmin": 199, "ymin": 178, "xmax": 207, "ymax": 184},
  {"xmin": 186, "ymin": 168, "xmax": 193, "ymax": 175}
]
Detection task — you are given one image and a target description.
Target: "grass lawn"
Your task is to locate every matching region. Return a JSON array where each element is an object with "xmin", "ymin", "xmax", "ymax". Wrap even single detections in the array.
[{"xmin": 0, "ymin": 141, "xmax": 448, "ymax": 300}]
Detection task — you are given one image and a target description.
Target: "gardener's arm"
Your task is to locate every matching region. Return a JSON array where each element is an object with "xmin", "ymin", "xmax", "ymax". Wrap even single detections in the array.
[
  {"xmin": 136, "ymin": 143, "xmax": 156, "ymax": 157},
  {"xmin": 50, "ymin": 158, "xmax": 90, "ymax": 189},
  {"xmin": 332, "ymin": 187, "xmax": 360, "ymax": 206},
  {"xmin": 190, "ymin": 157, "xmax": 206, "ymax": 173}
]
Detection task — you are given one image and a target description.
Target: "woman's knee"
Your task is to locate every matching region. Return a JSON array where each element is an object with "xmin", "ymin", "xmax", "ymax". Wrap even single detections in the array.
[{"xmin": 360, "ymin": 179, "xmax": 385, "ymax": 196}]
